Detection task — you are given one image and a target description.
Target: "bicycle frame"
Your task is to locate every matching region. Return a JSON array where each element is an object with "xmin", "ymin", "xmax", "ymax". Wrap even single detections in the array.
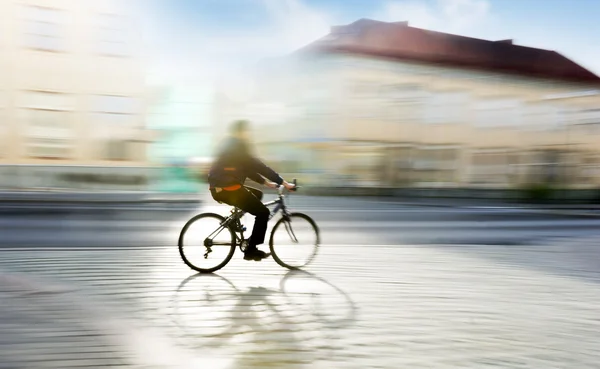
[{"xmin": 205, "ymin": 186, "xmax": 292, "ymax": 251}]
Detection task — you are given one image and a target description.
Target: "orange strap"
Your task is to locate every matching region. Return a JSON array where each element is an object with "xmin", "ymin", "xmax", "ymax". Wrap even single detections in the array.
[
  {"xmin": 222, "ymin": 184, "xmax": 242, "ymax": 191},
  {"xmin": 210, "ymin": 167, "xmax": 241, "ymax": 192}
]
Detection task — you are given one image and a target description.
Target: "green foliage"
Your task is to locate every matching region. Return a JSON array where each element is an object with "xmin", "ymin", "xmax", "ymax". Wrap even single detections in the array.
[{"xmin": 520, "ymin": 183, "xmax": 555, "ymax": 203}]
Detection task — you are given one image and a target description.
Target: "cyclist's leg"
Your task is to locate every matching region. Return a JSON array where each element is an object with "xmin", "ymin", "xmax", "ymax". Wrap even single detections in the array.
[
  {"xmin": 243, "ymin": 186, "xmax": 264, "ymax": 202},
  {"xmin": 234, "ymin": 188, "xmax": 269, "ymax": 248},
  {"xmin": 215, "ymin": 187, "xmax": 269, "ymax": 250},
  {"xmin": 228, "ymin": 188, "xmax": 270, "ymax": 260},
  {"xmin": 210, "ymin": 188, "xmax": 226, "ymax": 203},
  {"xmin": 211, "ymin": 187, "xmax": 262, "ymax": 209}
]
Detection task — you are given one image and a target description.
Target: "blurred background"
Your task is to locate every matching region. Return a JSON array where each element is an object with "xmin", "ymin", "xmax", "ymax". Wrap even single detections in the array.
[
  {"xmin": 3, "ymin": 1, "xmax": 600, "ymax": 368},
  {"xmin": 0, "ymin": 0, "xmax": 598, "ymax": 202}
]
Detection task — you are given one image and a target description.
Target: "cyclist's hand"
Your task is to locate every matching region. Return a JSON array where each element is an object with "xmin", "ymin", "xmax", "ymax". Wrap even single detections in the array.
[
  {"xmin": 283, "ymin": 181, "xmax": 296, "ymax": 190},
  {"xmin": 265, "ymin": 181, "xmax": 279, "ymax": 189}
]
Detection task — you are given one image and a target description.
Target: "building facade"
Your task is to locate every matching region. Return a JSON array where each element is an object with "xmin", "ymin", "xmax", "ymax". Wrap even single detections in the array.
[
  {"xmin": 0, "ymin": 0, "xmax": 152, "ymax": 190},
  {"xmin": 146, "ymin": 84, "xmax": 214, "ymax": 192},
  {"xmin": 221, "ymin": 19, "xmax": 600, "ymax": 190}
]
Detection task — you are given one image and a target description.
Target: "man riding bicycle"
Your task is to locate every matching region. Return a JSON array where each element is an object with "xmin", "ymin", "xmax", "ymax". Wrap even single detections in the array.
[{"xmin": 208, "ymin": 120, "xmax": 295, "ymax": 261}]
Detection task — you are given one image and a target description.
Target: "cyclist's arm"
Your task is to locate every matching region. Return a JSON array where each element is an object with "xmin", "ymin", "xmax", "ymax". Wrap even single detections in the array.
[
  {"xmin": 251, "ymin": 158, "xmax": 296, "ymax": 190},
  {"xmin": 236, "ymin": 141, "xmax": 287, "ymax": 187},
  {"xmin": 247, "ymin": 172, "xmax": 266, "ymax": 185},
  {"xmin": 247, "ymin": 156, "xmax": 284, "ymax": 185}
]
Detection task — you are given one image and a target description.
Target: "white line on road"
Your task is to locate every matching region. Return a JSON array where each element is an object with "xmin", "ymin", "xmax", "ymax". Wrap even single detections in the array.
[
  {"xmin": 2, "ymin": 219, "xmax": 600, "ymax": 229},
  {"xmin": 0, "ymin": 241, "xmax": 592, "ymax": 252}
]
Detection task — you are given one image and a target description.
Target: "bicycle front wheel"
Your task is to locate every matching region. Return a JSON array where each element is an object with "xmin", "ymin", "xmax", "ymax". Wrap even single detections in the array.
[
  {"xmin": 178, "ymin": 213, "xmax": 236, "ymax": 273},
  {"xmin": 269, "ymin": 213, "xmax": 319, "ymax": 270}
]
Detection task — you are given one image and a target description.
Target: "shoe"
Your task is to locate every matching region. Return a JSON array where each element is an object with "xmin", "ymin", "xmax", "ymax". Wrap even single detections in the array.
[{"xmin": 243, "ymin": 247, "xmax": 271, "ymax": 261}]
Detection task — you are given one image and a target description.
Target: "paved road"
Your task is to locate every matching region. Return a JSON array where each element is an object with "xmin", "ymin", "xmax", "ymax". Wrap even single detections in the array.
[
  {"xmin": 1, "ymin": 194, "xmax": 600, "ymax": 247},
  {"xmin": 2, "ymin": 196, "xmax": 600, "ymax": 368},
  {"xmin": 2, "ymin": 240, "xmax": 600, "ymax": 368}
]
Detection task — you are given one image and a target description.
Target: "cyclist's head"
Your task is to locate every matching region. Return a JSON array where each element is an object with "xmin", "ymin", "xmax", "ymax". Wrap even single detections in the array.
[{"xmin": 230, "ymin": 119, "xmax": 250, "ymax": 141}]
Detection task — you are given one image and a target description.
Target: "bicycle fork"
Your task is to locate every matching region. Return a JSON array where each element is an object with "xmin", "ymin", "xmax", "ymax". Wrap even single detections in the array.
[{"xmin": 283, "ymin": 217, "xmax": 299, "ymax": 244}]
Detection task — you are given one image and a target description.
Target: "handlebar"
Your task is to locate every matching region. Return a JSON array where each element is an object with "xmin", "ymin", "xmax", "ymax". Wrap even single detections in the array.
[{"xmin": 277, "ymin": 178, "xmax": 299, "ymax": 195}]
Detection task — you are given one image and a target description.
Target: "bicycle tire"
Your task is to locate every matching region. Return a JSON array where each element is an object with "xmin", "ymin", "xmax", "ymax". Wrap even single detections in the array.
[
  {"xmin": 269, "ymin": 212, "xmax": 319, "ymax": 270},
  {"xmin": 178, "ymin": 213, "xmax": 236, "ymax": 273}
]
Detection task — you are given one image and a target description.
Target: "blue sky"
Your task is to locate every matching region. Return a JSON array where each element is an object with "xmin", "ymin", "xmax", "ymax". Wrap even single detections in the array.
[{"xmin": 130, "ymin": 0, "xmax": 600, "ymax": 84}]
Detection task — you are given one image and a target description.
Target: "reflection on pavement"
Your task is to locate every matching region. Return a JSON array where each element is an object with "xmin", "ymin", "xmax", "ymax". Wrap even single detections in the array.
[{"xmin": 169, "ymin": 270, "xmax": 357, "ymax": 368}]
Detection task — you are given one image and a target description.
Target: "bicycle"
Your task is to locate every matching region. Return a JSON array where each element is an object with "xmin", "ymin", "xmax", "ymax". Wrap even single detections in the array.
[{"xmin": 178, "ymin": 179, "xmax": 320, "ymax": 273}]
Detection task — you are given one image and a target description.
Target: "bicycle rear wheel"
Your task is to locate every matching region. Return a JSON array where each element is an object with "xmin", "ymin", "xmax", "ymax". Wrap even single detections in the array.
[
  {"xmin": 269, "ymin": 213, "xmax": 319, "ymax": 270},
  {"xmin": 178, "ymin": 213, "xmax": 236, "ymax": 273}
]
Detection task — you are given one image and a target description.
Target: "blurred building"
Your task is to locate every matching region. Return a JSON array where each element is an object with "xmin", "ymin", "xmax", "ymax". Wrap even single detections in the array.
[
  {"xmin": 0, "ymin": 0, "xmax": 152, "ymax": 190},
  {"xmin": 146, "ymin": 84, "xmax": 213, "ymax": 192},
  {"xmin": 220, "ymin": 19, "xmax": 600, "ymax": 190}
]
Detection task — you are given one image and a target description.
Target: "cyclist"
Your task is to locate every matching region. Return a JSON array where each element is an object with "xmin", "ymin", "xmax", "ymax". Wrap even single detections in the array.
[{"xmin": 208, "ymin": 120, "xmax": 296, "ymax": 261}]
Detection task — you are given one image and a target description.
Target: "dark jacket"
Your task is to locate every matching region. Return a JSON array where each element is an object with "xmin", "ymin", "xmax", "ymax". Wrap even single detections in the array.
[{"xmin": 208, "ymin": 137, "xmax": 283, "ymax": 188}]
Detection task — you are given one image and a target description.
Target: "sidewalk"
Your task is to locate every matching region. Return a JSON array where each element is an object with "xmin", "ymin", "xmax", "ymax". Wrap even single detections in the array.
[
  {"xmin": 2, "ymin": 238, "xmax": 600, "ymax": 368},
  {"xmin": 0, "ymin": 190, "xmax": 204, "ymax": 204},
  {"xmin": 293, "ymin": 193, "xmax": 600, "ymax": 214},
  {"xmin": 370, "ymin": 196, "xmax": 600, "ymax": 210}
]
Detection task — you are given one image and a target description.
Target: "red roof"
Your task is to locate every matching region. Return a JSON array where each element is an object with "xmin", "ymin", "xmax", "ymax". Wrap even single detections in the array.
[{"xmin": 296, "ymin": 19, "xmax": 600, "ymax": 84}]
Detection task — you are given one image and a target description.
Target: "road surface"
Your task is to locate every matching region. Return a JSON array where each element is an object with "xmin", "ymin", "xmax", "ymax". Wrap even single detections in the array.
[{"xmin": 1, "ymin": 195, "xmax": 600, "ymax": 368}]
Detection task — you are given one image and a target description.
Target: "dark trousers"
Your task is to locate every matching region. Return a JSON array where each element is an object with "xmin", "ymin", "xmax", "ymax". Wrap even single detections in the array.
[{"xmin": 211, "ymin": 186, "xmax": 270, "ymax": 247}]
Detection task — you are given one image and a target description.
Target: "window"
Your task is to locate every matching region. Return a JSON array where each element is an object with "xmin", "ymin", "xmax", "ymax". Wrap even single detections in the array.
[
  {"xmin": 523, "ymin": 103, "xmax": 566, "ymax": 132},
  {"xmin": 91, "ymin": 112, "xmax": 133, "ymax": 126},
  {"xmin": 523, "ymin": 104, "xmax": 544, "ymax": 130},
  {"xmin": 101, "ymin": 139, "xmax": 141, "ymax": 162},
  {"xmin": 349, "ymin": 81, "xmax": 379, "ymax": 99},
  {"xmin": 0, "ymin": 111, "xmax": 4, "ymax": 139},
  {"xmin": 413, "ymin": 147, "xmax": 459, "ymax": 171},
  {"xmin": 91, "ymin": 95, "xmax": 139, "ymax": 114},
  {"xmin": 27, "ymin": 138, "xmax": 70, "ymax": 158},
  {"xmin": 423, "ymin": 92, "xmax": 468, "ymax": 124},
  {"xmin": 20, "ymin": 91, "xmax": 74, "ymax": 111},
  {"xmin": 104, "ymin": 139, "xmax": 129, "ymax": 161},
  {"xmin": 549, "ymin": 105, "xmax": 567, "ymax": 131},
  {"xmin": 95, "ymin": 14, "xmax": 130, "ymax": 56},
  {"xmin": 469, "ymin": 151, "xmax": 511, "ymax": 184},
  {"xmin": 572, "ymin": 108, "xmax": 600, "ymax": 133},
  {"xmin": 384, "ymin": 84, "xmax": 425, "ymax": 122},
  {"xmin": 474, "ymin": 99, "xmax": 522, "ymax": 128},
  {"xmin": 19, "ymin": 109, "xmax": 70, "ymax": 132},
  {"xmin": 18, "ymin": 91, "xmax": 73, "ymax": 139},
  {"xmin": 89, "ymin": 96, "xmax": 137, "ymax": 161},
  {"xmin": 348, "ymin": 82, "xmax": 384, "ymax": 119},
  {"xmin": 0, "ymin": 91, "xmax": 5, "ymax": 136},
  {"xmin": 386, "ymin": 84, "xmax": 425, "ymax": 103},
  {"xmin": 21, "ymin": 5, "xmax": 65, "ymax": 51}
]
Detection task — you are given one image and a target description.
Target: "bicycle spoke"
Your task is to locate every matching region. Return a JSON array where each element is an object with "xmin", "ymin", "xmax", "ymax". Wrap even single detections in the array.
[{"xmin": 178, "ymin": 213, "xmax": 236, "ymax": 273}]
